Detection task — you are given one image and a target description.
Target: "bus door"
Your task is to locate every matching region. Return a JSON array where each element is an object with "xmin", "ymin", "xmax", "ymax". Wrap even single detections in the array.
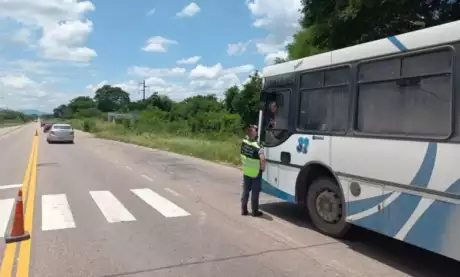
[{"xmin": 260, "ymin": 89, "xmax": 293, "ymax": 197}]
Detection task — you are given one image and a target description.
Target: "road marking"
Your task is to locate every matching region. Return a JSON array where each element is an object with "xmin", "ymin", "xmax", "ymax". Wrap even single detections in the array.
[
  {"xmin": 41, "ymin": 194, "xmax": 76, "ymax": 231},
  {"xmin": 0, "ymin": 244, "xmax": 16, "ymax": 277},
  {"xmin": 141, "ymin": 174, "xmax": 153, "ymax": 182},
  {"xmin": 0, "ymin": 184, "xmax": 22, "ymax": 190},
  {"xmin": 164, "ymin": 188, "xmax": 180, "ymax": 197},
  {"xmin": 16, "ymin": 132, "xmax": 39, "ymax": 277},
  {"xmin": 0, "ymin": 132, "xmax": 37, "ymax": 277},
  {"xmin": 90, "ymin": 191, "xmax": 136, "ymax": 223},
  {"xmin": 131, "ymin": 188, "xmax": 190, "ymax": 218},
  {"xmin": 125, "ymin": 166, "xmax": 132, "ymax": 171},
  {"xmin": 0, "ymin": 199, "xmax": 15, "ymax": 238}
]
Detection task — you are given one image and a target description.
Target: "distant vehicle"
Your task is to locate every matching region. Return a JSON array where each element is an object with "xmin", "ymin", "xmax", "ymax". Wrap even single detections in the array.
[
  {"xmin": 43, "ymin": 123, "xmax": 52, "ymax": 132},
  {"xmin": 258, "ymin": 20, "xmax": 460, "ymax": 262},
  {"xmin": 47, "ymin": 124, "xmax": 74, "ymax": 144}
]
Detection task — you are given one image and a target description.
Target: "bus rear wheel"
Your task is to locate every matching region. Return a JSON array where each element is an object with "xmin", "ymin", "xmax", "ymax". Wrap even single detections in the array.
[{"xmin": 306, "ymin": 178, "xmax": 349, "ymax": 238}]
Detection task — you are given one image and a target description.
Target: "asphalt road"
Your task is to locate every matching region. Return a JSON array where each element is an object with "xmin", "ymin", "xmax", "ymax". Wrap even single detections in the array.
[{"xmin": 1, "ymin": 123, "xmax": 459, "ymax": 277}]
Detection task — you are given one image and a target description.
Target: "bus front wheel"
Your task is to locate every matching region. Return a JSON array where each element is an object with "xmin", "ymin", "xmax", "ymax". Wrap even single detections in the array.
[{"xmin": 306, "ymin": 178, "xmax": 350, "ymax": 238}]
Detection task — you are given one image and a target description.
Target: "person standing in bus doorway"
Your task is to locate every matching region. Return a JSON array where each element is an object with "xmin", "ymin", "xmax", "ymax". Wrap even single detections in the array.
[
  {"xmin": 267, "ymin": 101, "xmax": 277, "ymax": 129},
  {"xmin": 240, "ymin": 125, "xmax": 265, "ymax": 217}
]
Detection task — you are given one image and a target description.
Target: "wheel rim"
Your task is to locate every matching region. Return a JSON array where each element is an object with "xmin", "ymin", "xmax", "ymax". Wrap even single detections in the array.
[{"xmin": 315, "ymin": 189, "xmax": 342, "ymax": 224}]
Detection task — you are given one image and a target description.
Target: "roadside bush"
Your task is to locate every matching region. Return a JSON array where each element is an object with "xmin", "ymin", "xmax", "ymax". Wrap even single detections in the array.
[{"xmin": 83, "ymin": 119, "xmax": 96, "ymax": 132}]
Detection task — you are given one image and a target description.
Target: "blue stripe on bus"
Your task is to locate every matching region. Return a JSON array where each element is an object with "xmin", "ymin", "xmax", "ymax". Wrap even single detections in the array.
[
  {"xmin": 404, "ymin": 179, "xmax": 460, "ymax": 256},
  {"xmin": 347, "ymin": 193, "xmax": 392, "ymax": 216},
  {"xmin": 261, "ymin": 180, "xmax": 296, "ymax": 203},
  {"xmin": 349, "ymin": 142, "xmax": 437, "ymax": 217},
  {"xmin": 387, "ymin": 36, "xmax": 408, "ymax": 51},
  {"xmin": 352, "ymin": 142, "xmax": 437, "ymax": 236}
]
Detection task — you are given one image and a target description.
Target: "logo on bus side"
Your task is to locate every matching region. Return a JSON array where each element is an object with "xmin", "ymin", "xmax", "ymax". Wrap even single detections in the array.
[{"xmin": 296, "ymin": 137, "xmax": 309, "ymax": 154}]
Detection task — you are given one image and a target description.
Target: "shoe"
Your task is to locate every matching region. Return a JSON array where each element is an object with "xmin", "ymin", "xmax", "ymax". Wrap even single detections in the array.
[
  {"xmin": 241, "ymin": 210, "xmax": 249, "ymax": 216},
  {"xmin": 252, "ymin": 211, "xmax": 263, "ymax": 217}
]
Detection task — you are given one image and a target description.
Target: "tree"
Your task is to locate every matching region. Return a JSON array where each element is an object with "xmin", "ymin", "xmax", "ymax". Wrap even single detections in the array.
[
  {"xmin": 94, "ymin": 85, "xmax": 130, "ymax": 112},
  {"xmin": 224, "ymin": 86, "xmax": 240, "ymax": 113},
  {"xmin": 146, "ymin": 93, "xmax": 173, "ymax": 112},
  {"xmin": 232, "ymin": 71, "xmax": 262, "ymax": 127},
  {"xmin": 53, "ymin": 104, "xmax": 71, "ymax": 118},
  {"xmin": 68, "ymin": 96, "xmax": 95, "ymax": 114},
  {"xmin": 288, "ymin": 0, "xmax": 460, "ymax": 59},
  {"xmin": 273, "ymin": 57, "xmax": 288, "ymax": 64}
]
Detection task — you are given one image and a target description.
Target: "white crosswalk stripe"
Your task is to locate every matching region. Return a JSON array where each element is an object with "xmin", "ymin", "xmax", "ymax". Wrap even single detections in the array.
[
  {"xmin": 42, "ymin": 194, "xmax": 76, "ymax": 231},
  {"xmin": 131, "ymin": 188, "xmax": 191, "ymax": 218},
  {"xmin": 0, "ymin": 188, "xmax": 191, "ymax": 233},
  {"xmin": 0, "ymin": 198, "xmax": 15, "ymax": 238},
  {"xmin": 90, "ymin": 191, "xmax": 136, "ymax": 223}
]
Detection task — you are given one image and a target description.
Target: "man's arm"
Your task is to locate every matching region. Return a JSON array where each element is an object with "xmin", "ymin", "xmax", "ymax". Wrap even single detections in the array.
[{"xmin": 259, "ymin": 148, "xmax": 266, "ymax": 172}]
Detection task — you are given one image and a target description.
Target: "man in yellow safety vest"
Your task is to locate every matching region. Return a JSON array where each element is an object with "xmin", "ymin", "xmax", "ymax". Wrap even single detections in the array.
[{"xmin": 240, "ymin": 124, "xmax": 265, "ymax": 217}]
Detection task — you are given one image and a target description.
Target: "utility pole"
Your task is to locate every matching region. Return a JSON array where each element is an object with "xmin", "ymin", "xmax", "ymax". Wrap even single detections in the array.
[{"xmin": 139, "ymin": 80, "xmax": 148, "ymax": 101}]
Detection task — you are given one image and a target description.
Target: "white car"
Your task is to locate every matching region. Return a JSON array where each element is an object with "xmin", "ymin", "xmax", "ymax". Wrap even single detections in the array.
[{"xmin": 47, "ymin": 124, "xmax": 74, "ymax": 144}]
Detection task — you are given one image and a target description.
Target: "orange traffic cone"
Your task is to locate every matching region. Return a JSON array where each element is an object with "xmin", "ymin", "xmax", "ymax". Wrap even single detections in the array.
[{"xmin": 5, "ymin": 189, "xmax": 30, "ymax": 243}]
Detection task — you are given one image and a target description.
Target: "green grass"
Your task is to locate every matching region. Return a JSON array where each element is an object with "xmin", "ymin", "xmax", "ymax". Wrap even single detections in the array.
[
  {"xmin": 0, "ymin": 120, "xmax": 24, "ymax": 128},
  {"xmin": 65, "ymin": 119, "xmax": 241, "ymax": 165}
]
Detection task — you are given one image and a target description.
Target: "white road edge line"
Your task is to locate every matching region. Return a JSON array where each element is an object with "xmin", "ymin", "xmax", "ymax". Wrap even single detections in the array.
[
  {"xmin": 125, "ymin": 166, "xmax": 133, "ymax": 171},
  {"xmin": 42, "ymin": 194, "xmax": 76, "ymax": 231},
  {"xmin": 90, "ymin": 191, "xmax": 136, "ymax": 223},
  {"xmin": 164, "ymin": 188, "xmax": 180, "ymax": 197},
  {"xmin": 141, "ymin": 174, "xmax": 153, "ymax": 182},
  {"xmin": 131, "ymin": 188, "xmax": 190, "ymax": 218},
  {"xmin": 0, "ymin": 184, "xmax": 22, "ymax": 190},
  {"xmin": 0, "ymin": 198, "xmax": 15, "ymax": 238}
]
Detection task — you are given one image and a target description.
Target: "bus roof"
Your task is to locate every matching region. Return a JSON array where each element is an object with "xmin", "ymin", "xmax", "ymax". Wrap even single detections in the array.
[{"xmin": 262, "ymin": 20, "xmax": 460, "ymax": 78}]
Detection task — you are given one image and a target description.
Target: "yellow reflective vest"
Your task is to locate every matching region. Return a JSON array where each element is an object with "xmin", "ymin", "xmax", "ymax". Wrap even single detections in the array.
[{"xmin": 240, "ymin": 138, "xmax": 261, "ymax": 177}]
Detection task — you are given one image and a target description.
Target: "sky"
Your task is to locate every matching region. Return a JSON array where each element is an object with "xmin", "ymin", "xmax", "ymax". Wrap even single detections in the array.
[{"xmin": 0, "ymin": 0, "xmax": 302, "ymax": 113}]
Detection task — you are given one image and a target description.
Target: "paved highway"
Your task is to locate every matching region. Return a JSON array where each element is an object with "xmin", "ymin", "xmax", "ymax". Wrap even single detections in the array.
[{"xmin": 0, "ymin": 123, "xmax": 459, "ymax": 277}]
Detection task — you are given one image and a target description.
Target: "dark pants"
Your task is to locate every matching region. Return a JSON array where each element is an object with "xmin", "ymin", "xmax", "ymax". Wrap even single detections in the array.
[{"xmin": 241, "ymin": 174, "xmax": 261, "ymax": 213}]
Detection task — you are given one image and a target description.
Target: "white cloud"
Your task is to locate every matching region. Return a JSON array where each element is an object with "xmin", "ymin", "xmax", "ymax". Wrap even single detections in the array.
[
  {"xmin": 227, "ymin": 41, "xmax": 250, "ymax": 56},
  {"xmin": 176, "ymin": 56, "xmax": 201, "ymax": 65},
  {"xmin": 39, "ymin": 20, "xmax": 96, "ymax": 62},
  {"xmin": 142, "ymin": 36, "xmax": 178, "ymax": 52},
  {"xmin": 0, "ymin": 72, "xmax": 81, "ymax": 111},
  {"xmin": 12, "ymin": 28, "xmax": 33, "ymax": 46},
  {"xmin": 247, "ymin": 0, "xmax": 300, "ymax": 32},
  {"xmin": 0, "ymin": 74, "xmax": 39, "ymax": 89},
  {"xmin": 189, "ymin": 64, "xmax": 223, "ymax": 79},
  {"xmin": 86, "ymin": 80, "xmax": 108, "ymax": 92},
  {"xmin": 189, "ymin": 63, "xmax": 255, "ymax": 79},
  {"xmin": 264, "ymin": 50, "xmax": 288, "ymax": 64},
  {"xmin": 225, "ymin": 64, "xmax": 255, "ymax": 75},
  {"xmin": 128, "ymin": 66, "xmax": 186, "ymax": 77},
  {"xmin": 146, "ymin": 8, "xmax": 156, "ymax": 16},
  {"xmin": 0, "ymin": 0, "xmax": 97, "ymax": 62},
  {"xmin": 89, "ymin": 62, "xmax": 255, "ymax": 103},
  {"xmin": 176, "ymin": 2, "xmax": 200, "ymax": 18},
  {"xmin": 100, "ymin": 79, "xmax": 188, "ymax": 102},
  {"xmin": 244, "ymin": 0, "xmax": 302, "ymax": 64},
  {"xmin": 6, "ymin": 59, "xmax": 49, "ymax": 75}
]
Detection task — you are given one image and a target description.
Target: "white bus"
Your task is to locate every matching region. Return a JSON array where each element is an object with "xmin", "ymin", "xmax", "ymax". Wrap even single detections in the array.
[{"xmin": 258, "ymin": 20, "xmax": 460, "ymax": 262}]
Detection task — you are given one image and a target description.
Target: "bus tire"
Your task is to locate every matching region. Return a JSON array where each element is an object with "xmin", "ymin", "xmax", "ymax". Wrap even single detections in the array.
[{"xmin": 306, "ymin": 178, "xmax": 350, "ymax": 238}]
